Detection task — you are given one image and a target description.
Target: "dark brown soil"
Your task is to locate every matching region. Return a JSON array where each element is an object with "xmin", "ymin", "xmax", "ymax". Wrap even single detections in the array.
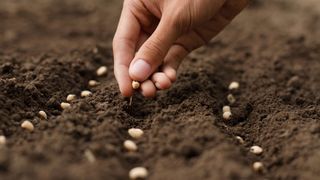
[{"xmin": 0, "ymin": 0, "xmax": 319, "ymax": 179}]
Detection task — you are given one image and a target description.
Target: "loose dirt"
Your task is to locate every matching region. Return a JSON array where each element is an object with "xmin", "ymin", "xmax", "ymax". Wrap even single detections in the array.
[{"xmin": 0, "ymin": 0, "xmax": 319, "ymax": 179}]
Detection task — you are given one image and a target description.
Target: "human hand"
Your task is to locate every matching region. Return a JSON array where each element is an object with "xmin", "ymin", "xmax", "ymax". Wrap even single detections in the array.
[{"xmin": 113, "ymin": 0, "xmax": 249, "ymax": 97}]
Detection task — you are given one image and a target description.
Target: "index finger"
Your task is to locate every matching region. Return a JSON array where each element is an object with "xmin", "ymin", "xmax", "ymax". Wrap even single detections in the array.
[{"xmin": 113, "ymin": 2, "xmax": 140, "ymax": 97}]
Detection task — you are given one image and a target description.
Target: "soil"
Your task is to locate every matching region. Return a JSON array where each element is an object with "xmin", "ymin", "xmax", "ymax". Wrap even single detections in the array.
[{"xmin": 0, "ymin": 0, "xmax": 319, "ymax": 180}]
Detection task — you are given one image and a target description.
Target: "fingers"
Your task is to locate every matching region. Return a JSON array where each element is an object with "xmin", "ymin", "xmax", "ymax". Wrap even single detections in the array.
[
  {"xmin": 113, "ymin": 2, "xmax": 140, "ymax": 97},
  {"xmin": 140, "ymin": 80, "xmax": 157, "ymax": 98},
  {"xmin": 129, "ymin": 16, "xmax": 180, "ymax": 82},
  {"xmin": 220, "ymin": 0, "xmax": 249, "ymax": 20},
  {"xmin": 151, "ymin": 72, "xmax": 172, "ymax": 90}
]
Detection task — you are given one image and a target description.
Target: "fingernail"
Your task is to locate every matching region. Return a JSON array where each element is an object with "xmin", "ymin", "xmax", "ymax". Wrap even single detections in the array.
[{"xmin": 130, "ymin": 59, "xmax": 151, "ymax": 80}]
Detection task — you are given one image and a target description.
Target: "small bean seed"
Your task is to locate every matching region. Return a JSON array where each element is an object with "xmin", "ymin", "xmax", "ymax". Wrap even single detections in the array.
[
  {"xmin": 252, "ymin": 162, "xmax": 264, "ymax": 172},
  {"xmin": 132, "ymin": 81, "xmax": 140, "ymax": 90},
  {"xmin": 223, "ymin": 106, "xmax": 231, "ymax": 113},
  {"xmin": 81, "ymin": 90, "xmax": 92, "ymax": 97},
  {"xmin": 223, "ymin": 111, "xmax": 232, "ymax": 120},
  {"xmin": 61, "ymin": 102, "xmax": 71, "ymax": 110},
  {"xmin": 124, "ymin": 140, "xmax": 138, "ymax": 152},
  {"xmin": 21, "ymin": 120, "xmax": 34, "ymax": 132},
  {"xmin": 250, "ymin": 145, "xmax": 263, "ymax": 155},
  {"xmin": 0, "ymin": 135, "xmax": 6, "ymax": 145},
  {"xmin": 96, "ymin": 66, "xmax": 108, "ymax": 76},
  {"xmin": 88, "ymin": 80, "xmax": 99, "ymax": 87},
  {"xmin": 229, "ymin": 81, "xmax": 240, "ymax": 90},
  {"xmin": 92, "ymin": 47, "xmax": 99, "ymax": 54},
  {"xmin": 38, "ymin": 111, "xmax": 47, "ymax": 119},
  {"xmin": 66, "ymin": 94, "xmax": 76, "ymax": 102},
  {"xmin": 128, "ymin": 128, "xmax": 144, "ymax": 139},
  {"xmin": 227, "ymin": 94, "xmax": 236, "ymax": 104},
  {"xmin": 84, "ymin": 149, "xmax": 96, "ymax": 163},
  {"xmin": 129, "ymin": 167, "xmax": 148, "ymax": 179},
  {"xmin": 235, "ymin": 136, "xmax": 244, "ymax": 144}
]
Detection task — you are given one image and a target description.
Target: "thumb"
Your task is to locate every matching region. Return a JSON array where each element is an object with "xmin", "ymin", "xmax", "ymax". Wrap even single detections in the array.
[{"xmin": 129, "ymin": 17, "xmax": 180, "ymax": 81}]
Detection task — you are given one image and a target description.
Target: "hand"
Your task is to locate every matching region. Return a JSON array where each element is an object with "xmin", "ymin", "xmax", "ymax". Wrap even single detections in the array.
[{"xmin": 113, "ymin": 0, "xmax": 249, "ymax": 97}]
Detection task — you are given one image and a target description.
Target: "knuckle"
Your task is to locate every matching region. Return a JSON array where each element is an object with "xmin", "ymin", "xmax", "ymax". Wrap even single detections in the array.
[{"xmin": 143, "ymin": 37, "xmax": 165, "ymax": 58}]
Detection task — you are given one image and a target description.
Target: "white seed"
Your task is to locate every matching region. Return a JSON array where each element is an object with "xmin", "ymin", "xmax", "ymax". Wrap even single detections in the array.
[
  {"xmin": 227, "ymin": 94, "xmax": 236, "ymax": 104},
  {"xmin": 223, "ymin": 105, "xmax": 231, "ymax": 113},
  {"xmin": 88, "ymin": 80, "xmax": 99, "ymax": 87},
  {"xmin": 124, "ymin": 140, "xmax": 138, "ymax": 152},
  {"xmin": 129, "ymin": 167, "xmax": 148, "ymax": 179},
  {"xmin": 38, "ymin": 111, "xmax": 47, "ymax": 119},
  {"xmin": 223, "ymin": 111, "xmax": 232, "ymax": 120},
  {"xmin": 250, "ymin": 145, "xmax": 263, "ymax": 155},
  {"xmin": 81, "ymin": 90, "xmax": 92, "ymax": 97},
  {"xmin": 61, "ymin": 102, "xmax": 71, "ymax": 110},
  {"xmin": 84, "ymin": 149, "xmax": 96, "ymax": 163},
  {"xmin": 229, "ymin": 81, "xmax": 240, "ymax": 90},
  {"xmin": 21, "ymin": 120, "xmax": 34, "ymax": 132},
  {"xmin": 92, "ymin": 47, "xmax": 99, "ymax": 54},
  {"xmin": 66, "ymin": 94, "xmax": 76, "ymax": 102},
  {"xmin": 96, "ymin": 66, "xmax": 108, "ymax": 76},
  {"xmin": 252, "ymin": 162, "xmax": 264, "ymax": 172},
  {"xmin": 0, "ymin": 135, "xmax": 6, "ymax": 145},
  {"xmin": 128, "ymin": 128, "xmax": 144, "ymax": 139},
  {"xmin": 235, "ymin": 136, "xmax": 244, "ymax": 144},
  {"xmin": 132, "ymin": 81, "xmax": 140, "ymax": 90}
]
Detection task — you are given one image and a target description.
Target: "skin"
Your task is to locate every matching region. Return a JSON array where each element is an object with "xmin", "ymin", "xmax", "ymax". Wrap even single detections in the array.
[{"xmin": 113, "ymin": 0, "xmax": 249, "ymax": 97}]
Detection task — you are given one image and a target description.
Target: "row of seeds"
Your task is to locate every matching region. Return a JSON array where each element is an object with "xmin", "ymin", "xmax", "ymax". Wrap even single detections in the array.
[{"xmin": 223, "ymin": 81, "xmax": 264, "ymax": 173}]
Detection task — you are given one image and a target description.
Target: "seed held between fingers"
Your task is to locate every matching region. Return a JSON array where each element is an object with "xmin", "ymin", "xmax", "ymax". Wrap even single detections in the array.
[
  {"xmin": 250, "ymin": 145, "xmax": 263, "ymax": 155},
  {"xmin": 129, "ymin": 167, "xmax": 148, "ymax": 179},
  {"xmin": 66, "ymin": 94, "xmax": 76, "ymax": 102},
  {"xmin": 124, "ymin": 140, "xmax": 138, "ymax": 152},
  {"xmin": 21, "ymin": 120, "xmax": 34, "ymax": 132},
  {"xmin": 0, "ymin": 135, "xmax": 6, "ymax": 145},
  {"xmin": 128, "ymin": 128, "xmax": 144, "ymax": 139},
  {"xmin": 96, "ymin": 66, "xmax": 108, "ymax": 76},
  {"xmin": 253, "ymin": 162, "xmax": 264, "ymax": 172},
  {"xmin": 81, "ymin": 90, "xmax": 92, "ymax": 97},
  {"xmin": 229, "ymin": 81, "xmax": 240, "ymax": 90},
  {"xmin": 61, "ymin": 102, "xmax": 71, "ymax": 110},
  {"xmin": 132, "ymin": 81, "xmax": 140, "ymax": 90}
]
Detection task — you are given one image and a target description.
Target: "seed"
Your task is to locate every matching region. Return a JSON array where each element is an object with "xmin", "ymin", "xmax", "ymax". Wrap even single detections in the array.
[
  {"xmin": 235, "ymin": 136, "xmax": 244, "ymax": 144},
  {"xmin": 229, "ymin": 81, "xmax": 240, "ymax": 90},
  {"xmin": 21, "ymin": 120, "xmax": 34, "ymax": 132},
  {"xmin": 84, "ymin": 149, "xmax": 96, "ymax": 163},
  {"xmin": 88, "ymin": 80, "xmax": 99, "ymax": 87},
  {"xmin": 61, "ymin": 102, "xmax": 71, "ymax": 110},
  {"xmin": 81, "ymin": 90, "xmax": 92, "ymax": 97},
  {"xmin": 132, "ymin": 81, "xmax": 140, "ymax": 90},
  {"xmin": 124, "ymin": 140, "xmax": 138, "ymax": 152},
  {"xmin": 223, "ymin": 105, "xmax": 231, "ymax": 113},
  {"xmin": 96, "ymin": 66, "xmax": 108, "ymax": 76},
  {"xmin": 92, "ymin": 47, "xmax": 99, "ymax": 54},
  {"xmin": 38, "ymin": 111, "xmax": 47, "ymax": 119},
  {"xmin": 66, "ymin": 94, "xmax": 76, "ymax": 102},
  {"xmin": 128, "ymin": 128, "xmax": 144, "ymax": 139},
  {"xmin": 227, "ymin": 94, "xmax": 236, "ymax": 104},
  {"xmin": 250, "ymin": 145, "xmax": 263, "ymax": 155},
  {"xmin": 0, "ymin": 135, "xmax": 6, "ymax": 145},
  {"xmin": 129, "ymin": 167, "xmax": 148, "ymax": 179},
  {"xmin": 223, "ymin": 111, "xmax": 232, "ymax": 120},
  {"xmin": 252, "ymin": 162, "xmax": 264, "ymax": 172}
]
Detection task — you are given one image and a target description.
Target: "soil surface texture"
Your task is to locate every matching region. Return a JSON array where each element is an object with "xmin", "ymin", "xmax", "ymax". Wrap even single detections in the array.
[{"xmin": 0, "ymin": 0, "xmax": 319, "ymax": 180}]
